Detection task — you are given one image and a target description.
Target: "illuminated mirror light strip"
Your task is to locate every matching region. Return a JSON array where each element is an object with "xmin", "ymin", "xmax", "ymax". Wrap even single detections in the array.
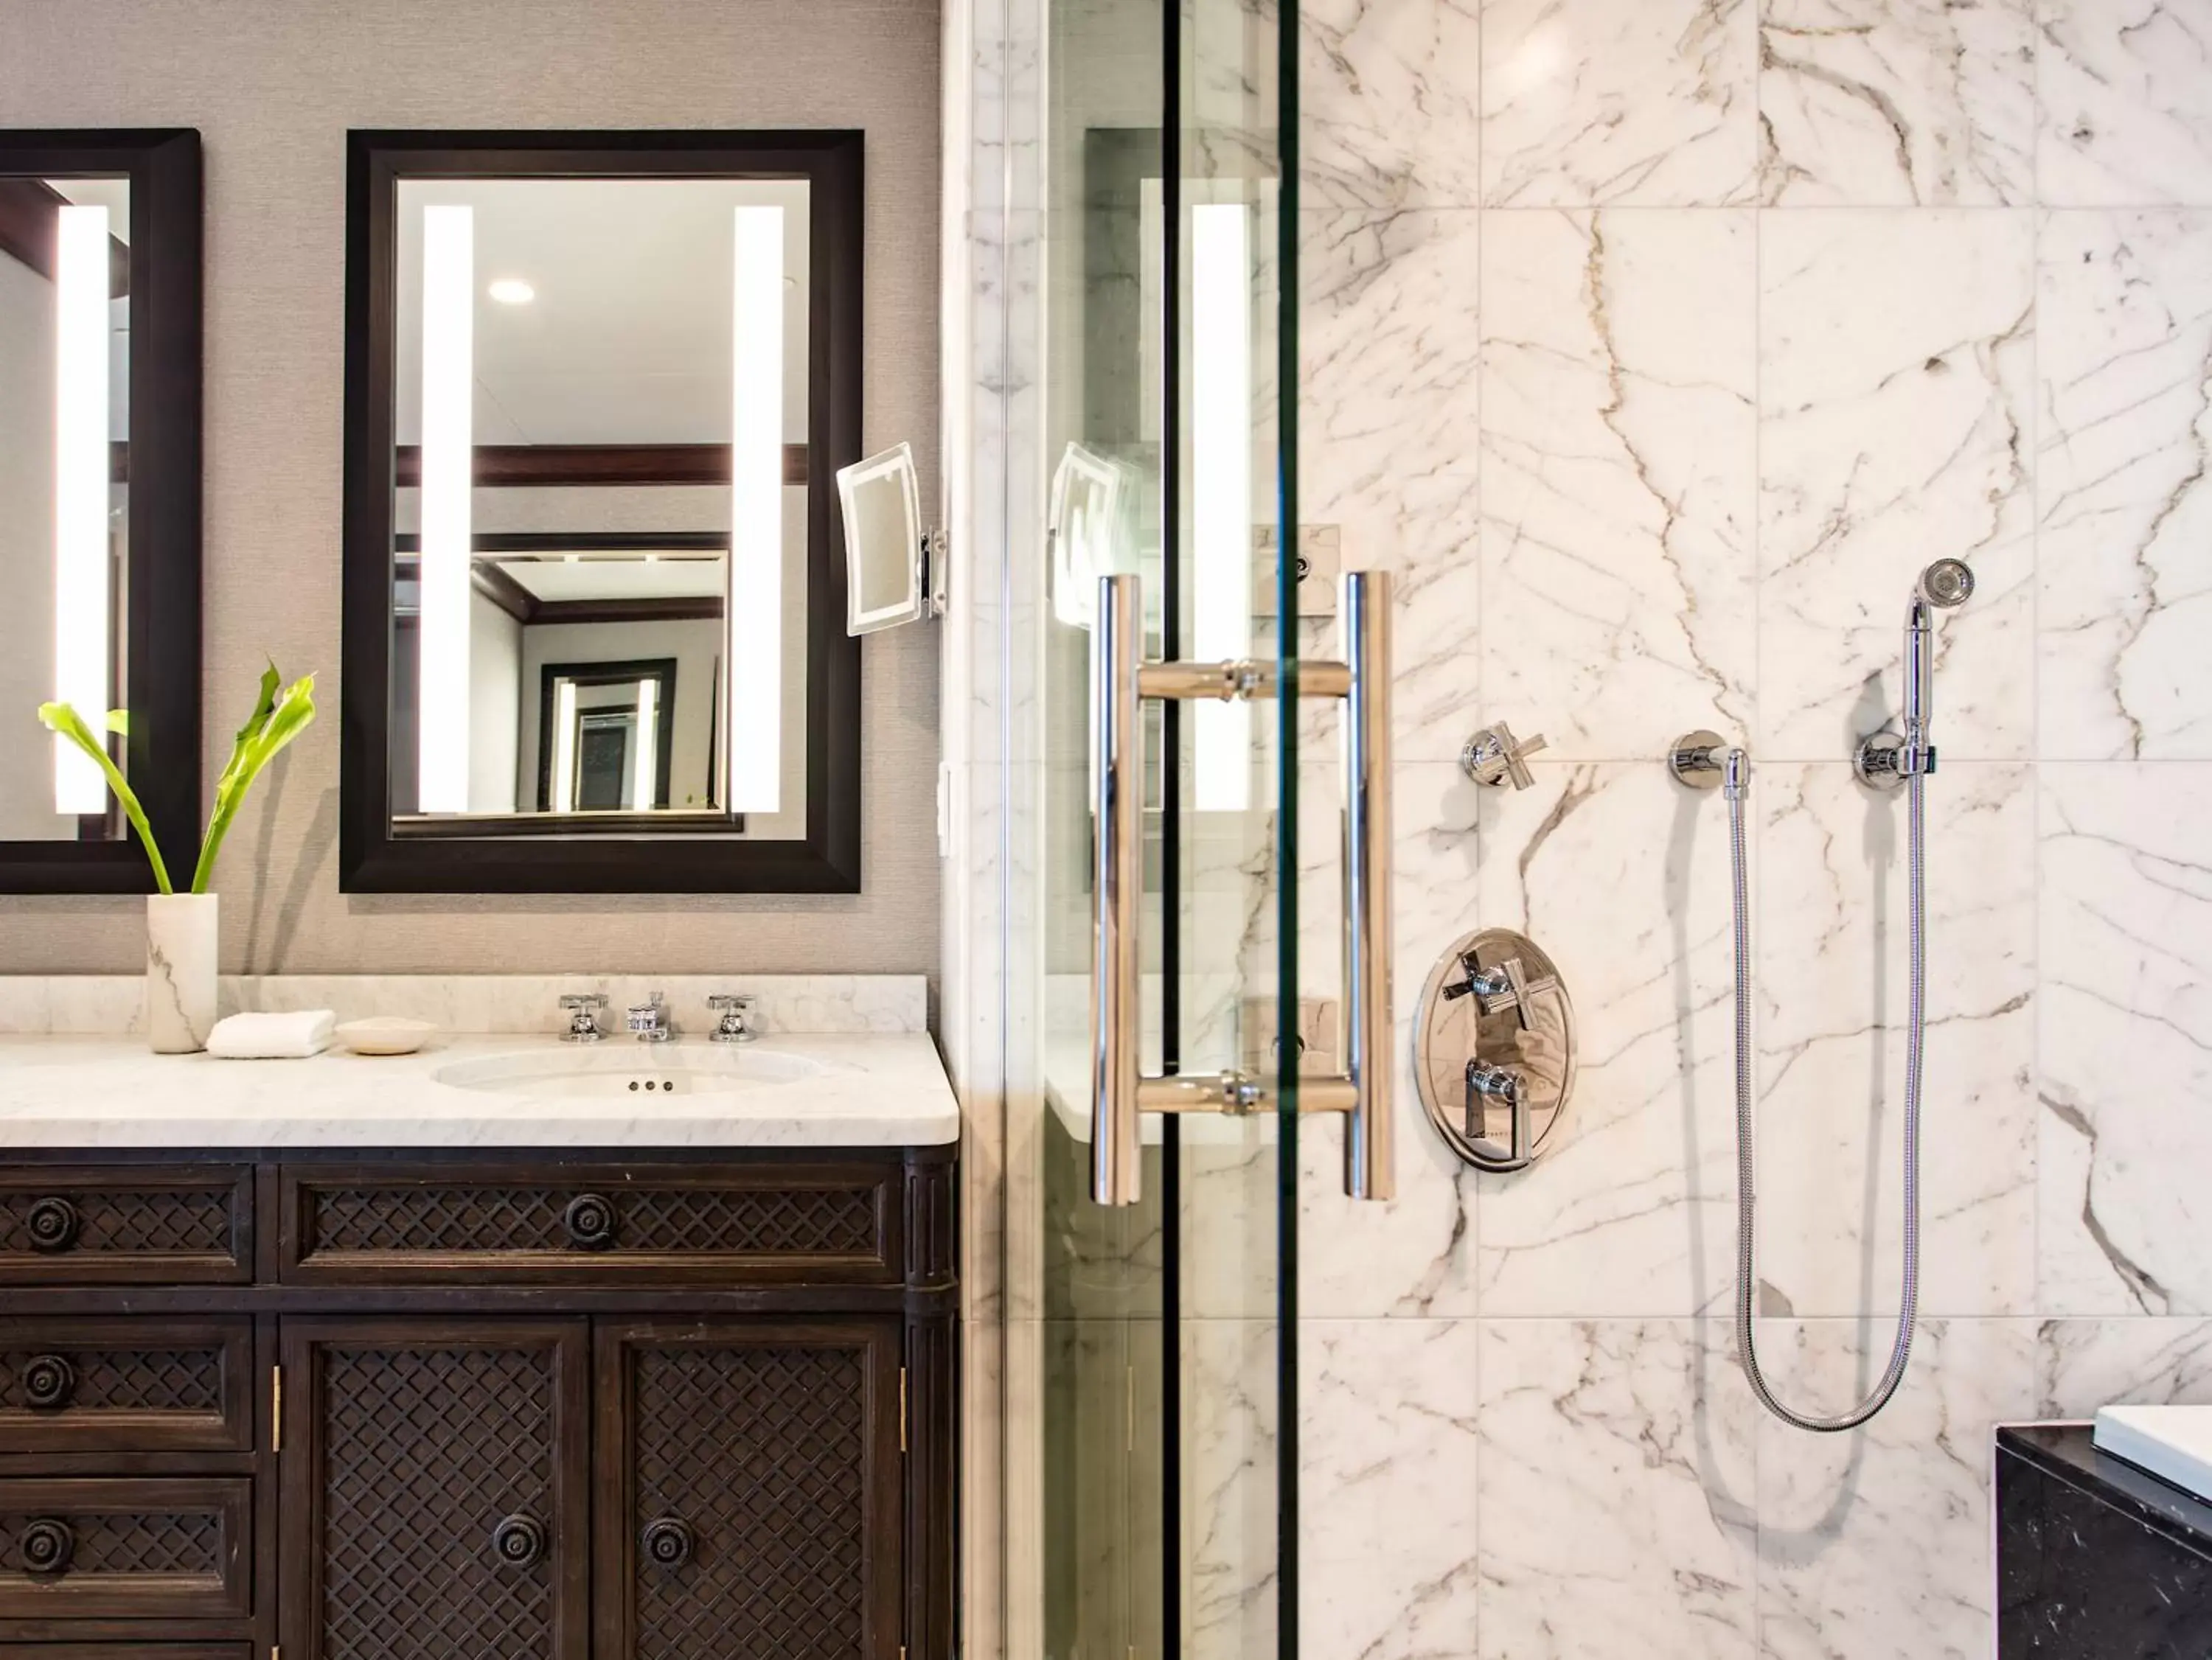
[
  {"xmin": 417, "ymin": 205, "xmax": 475, "ymax": 814},
  {"xmin": 1192, "ymin": 202, "xmax": 1252, "ymax": 814},
  {"xmin": 726, "ymin": 204, "xmax": 785, "ymax": 815},
  {"xmin": 53, "ymin": 203, "xmax": 111, "ymax": 813},
  {"xmin": 552, "ymin": 679, "xmax": 578, "ymax": 811},
  {"xmin": 630, "ymin": 679, "xmax": 659, "ymax": 810}
]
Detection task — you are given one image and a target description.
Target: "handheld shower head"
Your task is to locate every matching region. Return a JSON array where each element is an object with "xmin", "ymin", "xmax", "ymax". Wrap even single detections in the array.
[
  {"xmin": 1903, "ymin": 559, "xmax": 1972, "ymax": 747},
  {"xmin": 1917, "ymin": 558, "xmax": 1974, "ymax": 609}
]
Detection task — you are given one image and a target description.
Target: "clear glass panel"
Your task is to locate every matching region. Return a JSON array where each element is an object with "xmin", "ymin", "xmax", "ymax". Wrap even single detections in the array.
[{"xmin": 1026, "ymin": 0, "xmax": 1298, "ymax": 1650}]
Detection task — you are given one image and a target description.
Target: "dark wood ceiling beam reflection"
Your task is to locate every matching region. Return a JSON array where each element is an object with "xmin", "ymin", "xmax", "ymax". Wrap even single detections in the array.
[
  {"xmin": 470, "ymin": 559, "xmax": 537, "ymax": 624},
  {"xmin": 393, "ymin": 443, "xmax": 808, "ymax": 488}
]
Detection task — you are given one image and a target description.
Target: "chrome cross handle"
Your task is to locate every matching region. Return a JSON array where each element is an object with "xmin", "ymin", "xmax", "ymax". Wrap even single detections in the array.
[
  {"xmin": 1461, "ymin": 721, "xmax": 1549, "ymax": 789},
  {"xmin": 559, "ymin": 994, "xmax": 608, "ymax": 1043},
  {"xmin": 707, "ymin": 994, "xmax": 758, "ymax": 1044}
]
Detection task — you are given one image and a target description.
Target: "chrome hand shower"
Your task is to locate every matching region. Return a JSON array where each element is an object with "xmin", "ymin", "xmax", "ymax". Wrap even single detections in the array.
[{"xmin": 1673, "ymin": 559, "xmax": 1972, "ymax": 1433}]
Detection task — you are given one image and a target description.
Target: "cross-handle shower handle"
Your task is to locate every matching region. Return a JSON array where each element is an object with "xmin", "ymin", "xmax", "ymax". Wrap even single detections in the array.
[{"xmin": 1461, "ymin": 722, "xmax": 1548, "ymax": 789}]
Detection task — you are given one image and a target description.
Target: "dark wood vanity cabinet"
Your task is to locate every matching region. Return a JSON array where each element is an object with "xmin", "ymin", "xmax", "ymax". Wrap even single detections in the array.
[{"xmin": 0, "ymin": 1150, "xmax": 956, "ymax": 1660}]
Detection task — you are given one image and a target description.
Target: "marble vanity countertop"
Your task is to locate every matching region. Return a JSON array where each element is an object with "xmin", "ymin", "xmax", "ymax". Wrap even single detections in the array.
[{"xmin": 0, "ymin": 1033, "xmax": 958, "ymax": 1148}]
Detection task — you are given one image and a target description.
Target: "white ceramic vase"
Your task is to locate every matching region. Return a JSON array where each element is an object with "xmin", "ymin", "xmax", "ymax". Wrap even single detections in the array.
[{"xmin": 146, "ymin": 892, "xmax": 218, "ymax": 1053}]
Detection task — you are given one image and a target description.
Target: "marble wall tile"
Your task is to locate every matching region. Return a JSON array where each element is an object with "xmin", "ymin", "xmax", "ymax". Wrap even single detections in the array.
[
  {"xmin": 2037, "ymin": 209, "xmax": 2212, "ymax": 758},
  {"xmin": 1301, "ymin": 1320, "xmax": 1482, "ymax": 1660},
  {"xmin": 2039, "ymin": 1317, "xmax": 2212, "ymax": 1415},
  {"xmin": 1477, "ymin": 1319, "xmax": 1758, "ymax": 1659},
  {"xmin": 1481, "ymin": 209, "xmax": 1756, "ymax": 761},
  {"xmin": 1300, "ymin": 0, "xmax": 1484, "ymax": 209},
  {"xmin": 1301, "ymin": 209, "xmax": 1481, "ymax": 761},
  {"xmin": 2039, "ymin": 764, "xmax": 2212, "ymax": 1314},
  {"xmin": 1753, "ymin": 1316, "xmax": 2037, "ymax": 1660},
  {"xmin": 1752, "ymin": 762, "xmax": 2037, "ymax": 1318},
  {"xmin": 2038, "ymin": 0, "xmax": 2212, "ymax": 206},
  {"xmin": 1481, "ymin": 0, "xmax": 1760, "ymax": 206},
  {"xmin": 1759, "ymin": 0, "xmax": 2035, "ymax": 206},
  {"xmin": 1184, "ymin": 1319, "xmax": 1281, "ymax": 1660},
  {"xmin": 1298, "ymin": 764, "xmax": 1484, "ymax": 1319},
  {"xmin": 1758, "ymin": 209, "xmax": 2034, "ymax": 763},
  {"xmin": 1473, "ymin": 764, "xmax": 1741, "ymax": 1317}
]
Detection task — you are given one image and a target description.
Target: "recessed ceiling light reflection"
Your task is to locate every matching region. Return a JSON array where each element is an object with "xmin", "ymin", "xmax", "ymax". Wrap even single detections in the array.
[{"xmin": 487, "ymin": 278, "xmax": 535, "ymax": 305}]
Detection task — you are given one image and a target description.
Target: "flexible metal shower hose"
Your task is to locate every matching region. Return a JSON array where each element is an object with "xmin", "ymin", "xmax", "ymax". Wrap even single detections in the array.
[{"xmin": 1725, "ymin": 756, "xmax": 1922, "ymax": 1432}]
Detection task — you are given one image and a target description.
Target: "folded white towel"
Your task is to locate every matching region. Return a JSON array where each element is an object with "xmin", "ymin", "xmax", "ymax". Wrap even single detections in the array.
[{"xmin": 206, "ymin": 1009, "xmax": 335, "ymax": 1059}]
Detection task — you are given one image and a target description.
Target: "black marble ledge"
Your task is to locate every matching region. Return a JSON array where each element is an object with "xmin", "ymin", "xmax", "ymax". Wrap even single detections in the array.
[{"xmin": 1998, "ymin": 1423, "xmax": 2212, "ymax": 1659}]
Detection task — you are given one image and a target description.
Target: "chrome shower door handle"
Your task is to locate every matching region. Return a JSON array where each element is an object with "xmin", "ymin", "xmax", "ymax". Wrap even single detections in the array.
[
  {"xmin": 1339, "ymin": 570, "xmax": 1395, "ymax": 1202},
  {"xmin": 1091, "ymin": 573, "xmax": 1145, "ymax": 1206},
  {"xmin": 1087, "ymin": 570, "xmax": 1396, "ymax": 1207}
]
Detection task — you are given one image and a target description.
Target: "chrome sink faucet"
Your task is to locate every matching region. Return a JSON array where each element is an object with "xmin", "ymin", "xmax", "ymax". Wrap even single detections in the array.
[
  {"xmin": 626, "ymin": 992, "xmax": 674, "ymax": 1043},
  {"xmin": 559, "ymin": 994, "xmax": 608, "ymax": 1043},
  {"xmin": 707, "ymin": 994, "xmax": 759, "ymax": 1044}
]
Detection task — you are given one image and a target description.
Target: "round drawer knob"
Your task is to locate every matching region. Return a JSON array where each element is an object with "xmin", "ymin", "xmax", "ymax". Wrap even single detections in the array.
[
  {"xmin": 21, "ymin": 1353, "xmax": 76, "ymax": 1410},
  {"xmin": 24, "ymin": 1197, "xmax": 80, "ymax": 1253},
  {"xmin": 562, "ymin": 1193, "xmax": 617, "ymax": 1250},
  {"xmin": 491, "ymin": 1513, "xmax": 546, "ymax": 1569},
  {"xmin": 641, "ymin": 1516, "xmax": 692, "ymax": 1568},
  {"xmin": 20, "ymin": 1518, "xmax": 73, "ymax": 1574}
]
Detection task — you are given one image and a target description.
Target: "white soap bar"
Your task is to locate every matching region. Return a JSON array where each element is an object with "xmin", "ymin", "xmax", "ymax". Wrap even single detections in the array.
[
  {"xmin": 205, "ymin": 1009, "xmax": 335, "ymax": 1059},
  {"xmin": 2094, "ymin": 1404, "xmax": 2212, "ymax": 1502}
]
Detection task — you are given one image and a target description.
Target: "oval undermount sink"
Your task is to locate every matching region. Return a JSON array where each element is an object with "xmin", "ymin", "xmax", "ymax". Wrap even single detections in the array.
[{"xmin": 435, "ymin": 1044, "xmax": 827, "ymax": 1101}]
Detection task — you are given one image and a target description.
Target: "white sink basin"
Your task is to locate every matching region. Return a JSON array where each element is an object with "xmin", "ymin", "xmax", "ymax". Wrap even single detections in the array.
[{"xmin": 434, "ymin": 1043, "xmax": 827, "ymax": 1101}]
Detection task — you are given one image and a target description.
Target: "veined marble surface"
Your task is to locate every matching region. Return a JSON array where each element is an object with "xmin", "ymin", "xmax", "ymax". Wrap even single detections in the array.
[
  {"xmin": 0, "ymin": 974, "xmax": 928, "ymax": 1038},
  {"xmin": 0, "ymin": 1032, "xmax": 956, "ymax": 1148}
]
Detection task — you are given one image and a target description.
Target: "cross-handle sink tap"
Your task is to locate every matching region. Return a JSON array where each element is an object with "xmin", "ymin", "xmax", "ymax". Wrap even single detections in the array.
[
  {"xmin": 625, "ymin": 992, "xmax": 674, "ymax": 1043},
  {"xmin": 1461, "ymin": 721, "xmax": 1549, "ymax": 789},
  {"xmin": 559, "ymin": 994, "xmax": 608, "ymax": 1043},
  {"xmin": 707, "ymin": 994, "xmax": 759, "ymax": 1045}
]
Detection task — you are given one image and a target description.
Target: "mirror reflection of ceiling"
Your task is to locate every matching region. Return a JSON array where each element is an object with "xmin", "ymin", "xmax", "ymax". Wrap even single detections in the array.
[
  {"xmin": 392, "ymin": 178, "xmax": 810, "ymax": 448},
  {"xmin": 492, "ymin": 552, "xmax": 725, "ymax": 604}
]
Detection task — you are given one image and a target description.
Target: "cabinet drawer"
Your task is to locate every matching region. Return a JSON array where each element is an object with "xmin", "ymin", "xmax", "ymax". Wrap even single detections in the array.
[
  {"xmin": 0, "ymin": 1321, "xmax": 253, "ymax": 1455},
  {"xmin": 0, "ymin": 1479, "xmax": 250, "ymax": 1622},
  {"xmin": 279, "ymin": 1164, "xmax": 899, "ymax": 1285},
  {"xmin": 0, "ymin": 1170, "xmax": 252, "ymax": 1286},
  {"xmin": 0, "ymin": 1648, "xmax": 248, "ymax": 1659}
]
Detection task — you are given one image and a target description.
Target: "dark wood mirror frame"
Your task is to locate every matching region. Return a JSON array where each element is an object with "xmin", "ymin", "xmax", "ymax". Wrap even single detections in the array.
[
  {"xmin": 338, "ymin": 130, "xmax": 863, "ymax": 894},
  {"xmin": 0, "ymin": 129, "xmax": 202, "ymax": 895}
]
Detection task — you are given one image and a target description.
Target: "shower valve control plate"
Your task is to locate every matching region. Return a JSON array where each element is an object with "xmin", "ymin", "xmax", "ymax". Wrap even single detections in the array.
[{"xmin": 1416, "ymin": 928, "xmax": 1576, "ymax": 1173}]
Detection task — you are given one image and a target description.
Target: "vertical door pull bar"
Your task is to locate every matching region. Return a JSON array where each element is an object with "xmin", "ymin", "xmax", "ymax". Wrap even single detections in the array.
[
  {"xmin": 1340, "ymin": 570, "xmax": 1394, "ymax": 1202},
  {"xmin": 1091, "ymin": 574, "xmax": 1145, "ymax": 1206}
]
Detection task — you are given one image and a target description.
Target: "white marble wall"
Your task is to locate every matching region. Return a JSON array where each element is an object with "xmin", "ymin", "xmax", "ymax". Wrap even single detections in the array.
[{"xmin": 1289, "ymin": 2, "xmax": 2212, "ymax": 1657}]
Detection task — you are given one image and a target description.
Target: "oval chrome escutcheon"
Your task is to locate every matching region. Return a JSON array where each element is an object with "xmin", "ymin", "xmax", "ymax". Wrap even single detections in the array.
[{"xmin": 1416, "ymin": 927, "xmax": 1576, "ymax": 1174}]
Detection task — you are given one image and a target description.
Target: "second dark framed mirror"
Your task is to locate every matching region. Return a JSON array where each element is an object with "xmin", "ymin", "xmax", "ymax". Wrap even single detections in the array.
[
  {"xmin": 339, "ymin": 129, "xmax": 863, "ymax": 893},
  {"xmin": 0, "ymin": 128, "xmax": 202, "ymax": 893}
]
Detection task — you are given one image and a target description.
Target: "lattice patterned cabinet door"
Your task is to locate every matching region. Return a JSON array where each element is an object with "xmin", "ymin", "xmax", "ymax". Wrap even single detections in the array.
[
  {"xmin": 279, "ymin": 1319, "xmax": 589, "ymax": 1660},
  {"xmin": 595, "ymin": 1319, "xmax": 903, "ymax": 1660}
]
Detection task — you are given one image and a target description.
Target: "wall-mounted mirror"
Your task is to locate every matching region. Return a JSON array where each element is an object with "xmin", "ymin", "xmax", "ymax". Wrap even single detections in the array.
[
  {"xmin": 0, "ymin": 130, "xmax": 201, "ymax": 893},
  {"xmin": 340, "ymin": 131, "xmax": 862, "ymax": 893}
]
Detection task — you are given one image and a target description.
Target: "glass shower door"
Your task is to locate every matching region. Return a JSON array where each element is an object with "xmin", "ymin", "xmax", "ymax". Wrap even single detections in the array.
[{"xmin": 1017, "ymin": 0, "xmax": 1385, "ymax": 1654}]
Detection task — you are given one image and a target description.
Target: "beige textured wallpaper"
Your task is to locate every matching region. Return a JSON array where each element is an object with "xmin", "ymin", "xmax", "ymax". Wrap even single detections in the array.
[{"xmin": 0, "ymin": 0, "xmax": 942, "ymax": 982}]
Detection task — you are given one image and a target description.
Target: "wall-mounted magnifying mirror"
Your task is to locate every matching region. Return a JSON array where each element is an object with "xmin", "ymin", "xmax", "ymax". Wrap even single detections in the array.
[
  {"xmin": 340, "ymin": 131, "xmax": 861, "ymax": 893},
  {"xmin": 837, "ymin": 440, "xmax": 940, "ymax": 636},
  {"xmin": 0, "ymin": 130, "xmax": 201, "ymax": 893}
]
